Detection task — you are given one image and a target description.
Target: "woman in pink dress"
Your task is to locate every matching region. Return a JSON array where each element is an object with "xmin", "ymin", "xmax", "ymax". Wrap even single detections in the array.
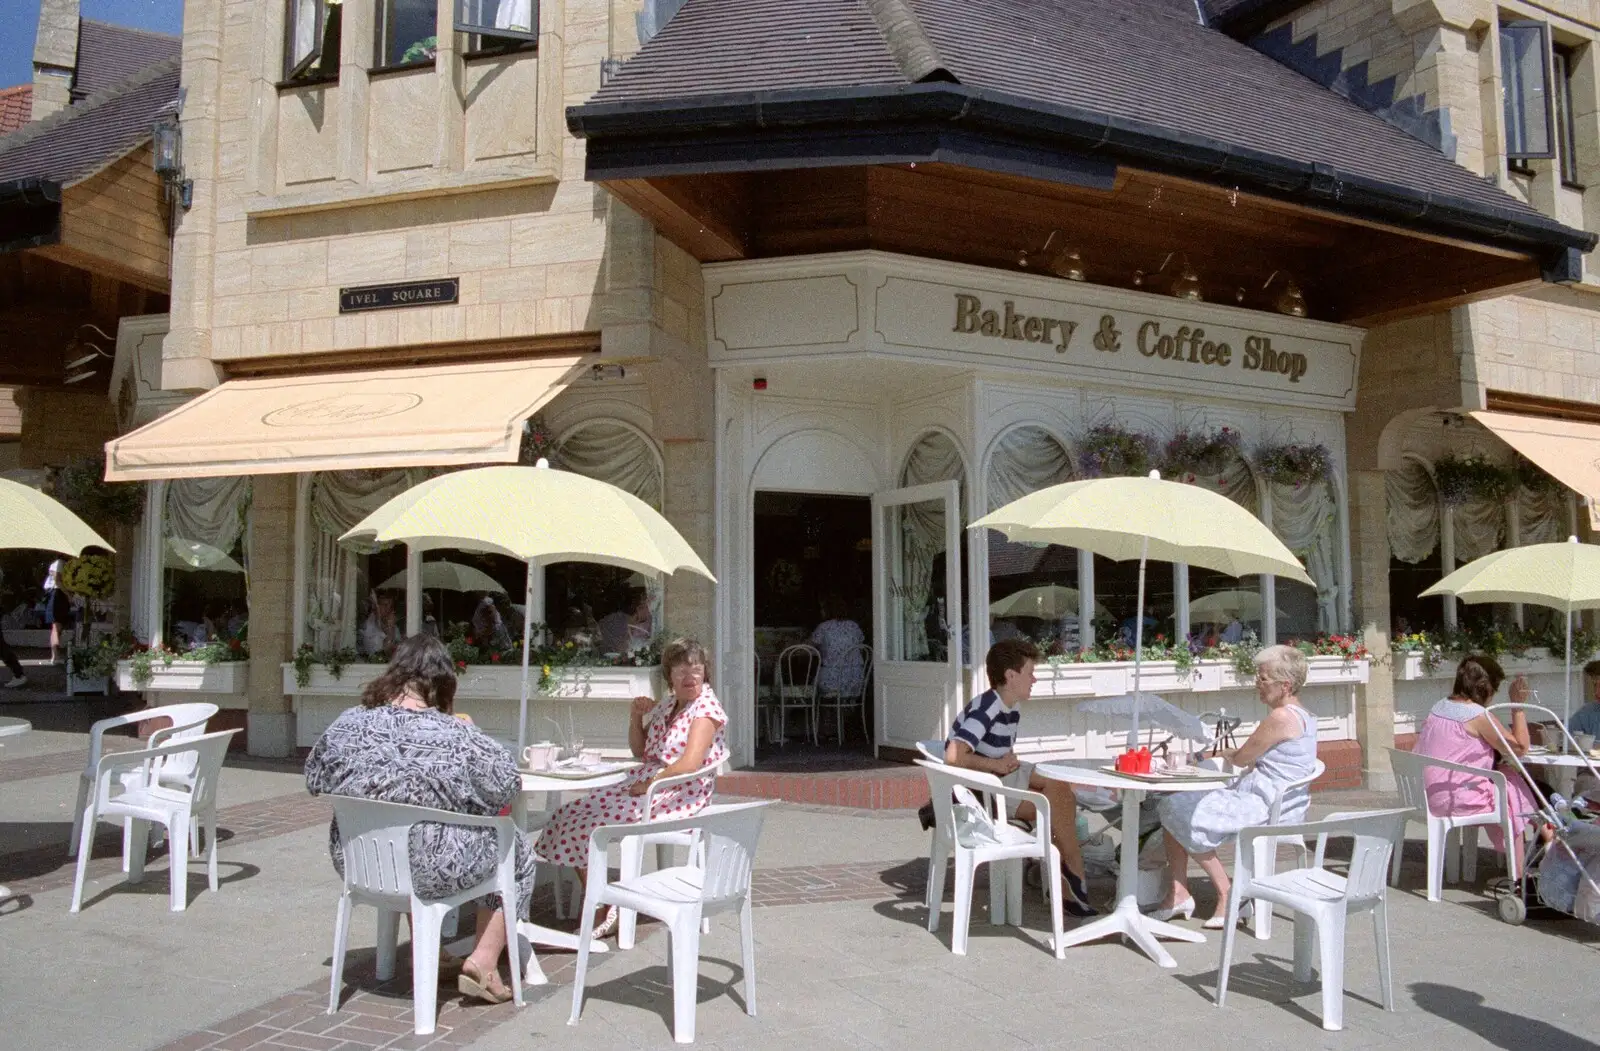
[
  {"xmin": 535, "ymin": 637, "xmax": 728, "ymax": 936},
  {"xmin": 1413, "ymin": 654, "xmax": 1537, "ymax": 854}
]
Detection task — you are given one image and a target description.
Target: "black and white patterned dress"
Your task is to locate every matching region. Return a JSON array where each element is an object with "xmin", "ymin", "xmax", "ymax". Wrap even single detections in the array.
[{"xmin": 305, "ymin": 704, "xmax": 536, "ymax": 914}]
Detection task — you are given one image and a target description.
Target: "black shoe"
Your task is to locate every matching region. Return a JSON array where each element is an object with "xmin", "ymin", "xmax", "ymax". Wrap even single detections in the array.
[{"xmin": 1063, "ymin": 869, "xmax": 1098, "ymax": 917}]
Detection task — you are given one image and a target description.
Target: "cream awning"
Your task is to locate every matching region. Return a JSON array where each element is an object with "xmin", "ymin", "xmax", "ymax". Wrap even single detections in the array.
[
  {"xmin": 1470, "ymin": 409, "xmax": 1600, "ymax": 528},
  {"xmin": 105, "ymin": 356, "xmax": 591, "ymax": 482}
]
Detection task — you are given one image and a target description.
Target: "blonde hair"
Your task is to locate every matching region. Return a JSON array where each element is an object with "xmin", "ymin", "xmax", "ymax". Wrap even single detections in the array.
[{"xmin": 1253, "ymin": 644, "xmax": 1308, "ymax": 692}]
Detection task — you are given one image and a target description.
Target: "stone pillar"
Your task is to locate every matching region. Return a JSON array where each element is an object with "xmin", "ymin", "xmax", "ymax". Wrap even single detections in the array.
[
  {"xmin": 246, "ymin": 474, "xmax": 296, "ymax": 756},
  {"xmin": 1351, "ymin": 469, "xmax": 1397, "ymax": 791}
]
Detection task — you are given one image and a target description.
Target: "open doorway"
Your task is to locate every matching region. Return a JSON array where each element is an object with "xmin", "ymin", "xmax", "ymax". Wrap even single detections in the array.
[{"xmin": 752, "ymin": 492, "xmax": 874, "ymax": 765}]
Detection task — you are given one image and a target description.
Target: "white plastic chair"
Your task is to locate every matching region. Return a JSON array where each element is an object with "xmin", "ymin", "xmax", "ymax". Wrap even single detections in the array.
[
  {"xmin": 325, "ymin": 796, "xmax": 524, "ymax": 1036},
  {"xmin": 70, "ymin": 702, "xmax": 218, "ymax": 866},
  {"xmin": 617, "ymin": 759, "xmax": 730, "ymax": 949},
  {"xmin": 1247, "ymin": 757, "xmax": 1327, "ymax": 940},
  {"xmin": 70, "ymin": 729, "xmax": 237, "ymax": 914},
  {"xmin": 1387, "ymin": 748, "xmax": 1516, "ymax": 901},
  {"xmin": 1216, "ymin": 808, "xmax": 1411, "ymax": 1032},
  {"xmin": 772, "ymin": 644, "xmax": 819, "ymax": 746},
  {"xmin": 916, "ymin": 760, "xmax": 1064, "ymax": 958},
  {"xmin": 816, "ymin": 644, "xmax": 871, "ymax": 745},
  {"xmin": 570, "ymin": 801, "xmax": 771, "ymax": 1044}
]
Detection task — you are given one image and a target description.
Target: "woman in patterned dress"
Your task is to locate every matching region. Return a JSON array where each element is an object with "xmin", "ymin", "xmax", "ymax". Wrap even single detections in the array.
[
  {"xmin": 535, "ymin": 637, "xmax": 728, "ymax": 936},
  {"xmin": 305, "ymin": 635, "xmax": 534, "ymax": 1005},
  {"xmin": 1154, "ymin": 644, "xmax": 1320, "ymax": 928}
]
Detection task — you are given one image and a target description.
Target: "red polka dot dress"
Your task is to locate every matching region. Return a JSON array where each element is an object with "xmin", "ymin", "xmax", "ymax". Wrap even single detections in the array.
[{"xmin": 534, "ymin": 684, "xmax": 728, "ymax": 868}]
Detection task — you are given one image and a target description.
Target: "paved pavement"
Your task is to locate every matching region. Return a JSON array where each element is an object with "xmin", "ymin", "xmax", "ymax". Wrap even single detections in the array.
[{"xmin": 1, "ymin": 717, "xmax": 1597, "ymax": 1051}]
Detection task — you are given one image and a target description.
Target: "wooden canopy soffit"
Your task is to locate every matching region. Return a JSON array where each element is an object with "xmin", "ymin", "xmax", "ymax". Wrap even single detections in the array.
[{"xmin": 603, "ymin": 163, "xmax": 1550, "ymax": 328}]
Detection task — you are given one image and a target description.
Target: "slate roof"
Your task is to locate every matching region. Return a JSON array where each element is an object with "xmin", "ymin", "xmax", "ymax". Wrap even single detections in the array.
[
  {"xmin": 0, "ymin": 59, "xmax": 179, "ymax": 187},
  {"xmin": 72, "ymin": 20, "xmax": 182, "ymax": 102},
  {"xmin": 0, "ymin": 86, "xmax": 31, "ymax": 136},
  {"xmin": 576, "ymin": 0, "xmax": 1592, "ymax": 255}
]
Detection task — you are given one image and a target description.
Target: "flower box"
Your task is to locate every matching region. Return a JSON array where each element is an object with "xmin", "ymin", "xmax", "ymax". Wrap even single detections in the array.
[
  {"xmin": 116, "ymin": 660, "xmax": 249, "ymax": 694},
  {"xmin": 67, "ymin": 672, "xmax": 109, "ymax": 696},
  {"xmin": 1035, "ymin": 656, "xmax": 1368, "ymax": 699},
  {"xmin": 282, "ymin": 662, "xmax": 655, "ymax": 701},
  {"xmin": 1394, "ymin": 648, "xmax": 1558, "ymax": 681}
]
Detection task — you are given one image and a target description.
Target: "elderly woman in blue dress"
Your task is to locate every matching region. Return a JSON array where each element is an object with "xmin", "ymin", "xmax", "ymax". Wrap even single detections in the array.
[{"xmin": 1152, "ymin": 643, "xmax": 1319, "ymax": 928}]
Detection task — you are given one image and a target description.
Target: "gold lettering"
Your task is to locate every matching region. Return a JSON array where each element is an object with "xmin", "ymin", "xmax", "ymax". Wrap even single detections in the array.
[
  {"xmin": 1137, "ymin": 320, "xmax": 1159, "ymax": 356},
  {"xmin": 980, "ymin": 310, "xmax": 1001, "ymax": 337},
  {"xmin": 953, "ymin": 293, "xmax": 981, "ymax": 333},
  {"xmin": 1056, "ymin": 320, "xmax": 1078, "ymax": 351},
  {"xmin": 1023, "ymin": 316, "xmax": 1043, "ymax": 342}
]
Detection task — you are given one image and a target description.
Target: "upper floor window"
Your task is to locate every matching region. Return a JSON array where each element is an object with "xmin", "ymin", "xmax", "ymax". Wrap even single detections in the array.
[
  {"xmin": 284, "ymin": 0, "xmax": 342, "ymax": 83},
  {"xmin": 1554, "ymin": 45, "xmax": 1583, "ymax": 186},
  {"xmin": 456, "ymin": 0, "xmax": 537, "ymax": 53},
  {"xmin": 1502, "ymin": 21, "xmax": 1556, "ymax": 161},
  {"xmin": 376, "ymin": 0, "xmax": 439, "ymax": 69}
]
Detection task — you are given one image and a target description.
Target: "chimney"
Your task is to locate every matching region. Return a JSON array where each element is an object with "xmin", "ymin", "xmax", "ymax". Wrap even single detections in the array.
[{"xmin": 31, "ymin": 0, "xmax": 81, "ymax": 121}]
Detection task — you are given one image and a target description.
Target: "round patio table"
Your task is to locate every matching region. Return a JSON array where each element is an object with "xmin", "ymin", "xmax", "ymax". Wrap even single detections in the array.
[
  {"xmin": 1034, "ymin": 761, "xmax": 1225, "ymax": 969},
  {"xmin": 0, "ymin": 716, "xmax": 31, "ymax": 903},
  {"xmin": 508, "ymin": 765, "xmax": 633, "ymax": 985}
]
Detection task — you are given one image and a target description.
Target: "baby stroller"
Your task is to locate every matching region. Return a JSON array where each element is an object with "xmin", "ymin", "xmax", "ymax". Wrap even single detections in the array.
[{"xmin": 1482, "ymin": 700, "xmax": 1600, "ymax": 926}]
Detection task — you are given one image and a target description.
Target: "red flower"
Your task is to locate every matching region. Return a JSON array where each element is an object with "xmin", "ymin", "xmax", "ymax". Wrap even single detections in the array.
[
  {"xmin": 455, "ymin": 661, "xmax": 467, "ymax": 671},
  {"xmin": 490, "ymin": 653, "xmax": 501, "ymax": 663},
  {"xmin": 465, "ymin": 636, "xmax": 475, "ymax": 646}
]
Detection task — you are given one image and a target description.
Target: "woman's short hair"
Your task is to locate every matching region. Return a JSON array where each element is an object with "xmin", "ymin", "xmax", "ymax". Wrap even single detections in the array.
[
  {"xmin": 1253, "ymin": 644, "xmax": 1309, "ymax": 692},
  {"xmin": 660, "ymin": 637, "xmax": 710, "ymax": 682},
  {"xmin": 1452, "ymin": 654, "xmax": 1505, "ymax": 705},
  {"xmin": 361, "ymin": 634, "xmax": 458, "ymax": 713}
]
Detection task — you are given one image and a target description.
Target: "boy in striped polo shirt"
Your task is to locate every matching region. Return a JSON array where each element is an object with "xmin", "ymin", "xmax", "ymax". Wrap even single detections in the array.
[{"xmin": 945, "ymin": 638, "xmax": 1095, "ymax": 916}]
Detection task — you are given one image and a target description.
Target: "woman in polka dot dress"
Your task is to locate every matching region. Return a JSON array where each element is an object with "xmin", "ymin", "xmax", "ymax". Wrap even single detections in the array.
[{"xmin": 535, "ymin": 637, "xmax": 728, "ymax": 936}]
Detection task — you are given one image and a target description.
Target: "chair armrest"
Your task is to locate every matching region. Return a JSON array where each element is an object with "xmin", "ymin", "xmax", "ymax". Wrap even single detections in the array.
[
  {"xmin": 642, "ymin": 762, "xmax": 723, "ymax": 820},
  {"xmin": 979, "ymin": 782, "xmax": 1054, "ymax": 850}
]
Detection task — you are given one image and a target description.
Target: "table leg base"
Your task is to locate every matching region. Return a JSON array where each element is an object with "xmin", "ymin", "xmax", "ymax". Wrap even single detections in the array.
[{"xmin": 1057, "ymin": 900, "xmax": 1206, "ymax": 969}]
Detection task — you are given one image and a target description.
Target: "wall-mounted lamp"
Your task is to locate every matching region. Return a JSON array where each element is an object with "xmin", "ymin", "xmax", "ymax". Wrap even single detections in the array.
[
  {"xmin": 151, "ymin": 113, "xmax": 192, "ymax": 210},
  {"xmin": 1262, "ymin": 270, "xmax": 1307, "ymax": 317}
]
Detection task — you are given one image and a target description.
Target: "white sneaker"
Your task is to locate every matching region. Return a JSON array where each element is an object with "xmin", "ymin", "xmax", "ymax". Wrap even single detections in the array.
[{"xmin": 3, "ymin": 676, "xmax": 27, "ymax": 689}]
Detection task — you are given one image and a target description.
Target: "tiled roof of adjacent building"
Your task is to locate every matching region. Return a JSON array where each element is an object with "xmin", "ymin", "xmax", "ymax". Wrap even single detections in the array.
[
  {"xmin": 72, "ymin": 20, "xmax": 182, "ymax": 102},
  {"xmin": 578, "ymin": 0, "xmax": 1589, "ymax": 252},
  {"xmin": 0, "ymin": 86, "xmax": 31, "ymax": 136},
  {"xmin": 0, "ymin": 59, "xmax": 178, "ymax": 187}
]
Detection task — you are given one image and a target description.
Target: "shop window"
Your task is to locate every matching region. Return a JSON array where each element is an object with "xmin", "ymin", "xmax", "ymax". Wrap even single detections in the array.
[
  {"xmin": 162, "ymin": 478, "xmax": 252, "ymax": 651},
  {"xmin": 540, "ymin": 421, "xmax": 664, "ymax": 652},
  {"xmin": 376, "ymin": 0, "xmax": 439, "ymax": 69},
  {"xmin": 456, "ymin": 0, "xmax": 536, "ymax": 54},
  {"xmin": 1266, "ymin": 475, "xmax": 1344, "ymax": 642},
  {"xmin": 413, "ymin": 549, "xmax": 529, "ymax": 654},
  {"xmin": 1387, "ymin": 458, "xmax": 1443, "ymax": 633},
  {"xmin": 1187, "ymin": 569, "xmax": 1261, "ymax": 648},
  {"xmin": 284, "ymin": 0, "xmax": 341, "ymax": 83},
  {"xmin": 1501, "ymin": 20, "xmax": 1556, "ymax": 161},
  {"xmin": 983, "ymin": 426, "xmax": 1077, "ymax": 655},
  {"xmin": 1555, "ymin": 45, "xmax": 1584, "ymax": 186},
  {"xmin": 303, "ymin": 470, "xmax": 419, "ymax": 656}
]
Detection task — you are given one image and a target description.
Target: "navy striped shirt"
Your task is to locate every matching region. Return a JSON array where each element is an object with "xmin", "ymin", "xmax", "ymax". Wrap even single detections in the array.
[{"xmin": 948, "ymin": 689, "xmax": 1020, "ymax": 759}]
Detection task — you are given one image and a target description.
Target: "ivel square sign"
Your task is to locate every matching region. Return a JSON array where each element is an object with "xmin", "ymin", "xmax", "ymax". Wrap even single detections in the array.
[{"xmin": 338, "ymin": 278, "xmax": 460, "ymax": 313}]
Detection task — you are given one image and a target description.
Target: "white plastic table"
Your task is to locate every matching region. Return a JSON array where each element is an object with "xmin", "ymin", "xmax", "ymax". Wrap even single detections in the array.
[
  {"xmin": 508, "ymin": 766, "xmax": 633, "ymax": 985},
  {"xmin": 0, "ymin": 717, "xmax": 30, "ymax": 903},
  {"xmin": 1035, "ymin": 761, "xmax": 1225, "ymax": 969}
]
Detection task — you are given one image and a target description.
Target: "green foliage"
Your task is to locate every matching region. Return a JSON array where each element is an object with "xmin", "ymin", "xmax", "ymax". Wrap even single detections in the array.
[
  {"xmin": 1434, "ymin": 454, "xmax": 1515, "ymax": 506},
  {"xmin": 52, "ymin": 454, "xmax": 142, "ymax": 532},
  {"xmin": 1255, "ymin": 442, "xmax": 1332, "ymax": 488},
  {"xmin": 60, "ymin": 553, "xmax": 115, "ymax": 598}
]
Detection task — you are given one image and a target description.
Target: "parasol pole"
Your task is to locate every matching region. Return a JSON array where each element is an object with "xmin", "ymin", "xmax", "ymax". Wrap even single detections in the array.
[
  {"xmin": 517, "ymin": 558, "xmax": 534, "ymax": 753},
  {"xmin": 1566, "ymin": 607, "xmax": 1574, "ymax": 725},
  {"xmin": 1130, "ymin": 533, "xmax": 1149, "ymax": 750}
]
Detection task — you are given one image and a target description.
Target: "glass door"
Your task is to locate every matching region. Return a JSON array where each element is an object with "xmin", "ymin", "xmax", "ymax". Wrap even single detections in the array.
[{"xmin": 871, "ymin": 481, "xmax": 963, "ymax": 753}]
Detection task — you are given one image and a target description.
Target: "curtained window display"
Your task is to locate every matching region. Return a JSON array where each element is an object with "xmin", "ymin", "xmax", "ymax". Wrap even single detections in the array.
[
  {"xmin": 1178, "ymin": 447, "xmax": 1260, "ymax": 646},
  {"xmin": 162, "ymin": 477, "xmax": 252, "ymax": 650},
  {"xmin": 984, "ymin": 426, "xmax": 1081, "ymax": 654},
  {"xmin": 541, "ymin": 421, "xmax": 664, "ymax": 653},
  {"xmin": 303, "ymin": 469, "xmax": 417, "ymax": 656}
]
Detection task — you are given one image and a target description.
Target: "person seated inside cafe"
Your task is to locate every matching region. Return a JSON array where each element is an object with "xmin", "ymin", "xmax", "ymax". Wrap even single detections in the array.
[
  {"xmin": 809, "ymin": 594, "xmax": 865, "ymax": 698},
  {"xmin": 359, "ymin": 591, "xmax": 399, "ymax": 657},
  {"xmin": 943, "ymin": 638, "xmax": 1096, "ymax": 917},
  {"xmin": 597, "ymin": 588, "xmax": 652, "ymax": 655},
  {"xmin": 1571, "ymin": 660, "xmax": 1600, "ymax": 801}
]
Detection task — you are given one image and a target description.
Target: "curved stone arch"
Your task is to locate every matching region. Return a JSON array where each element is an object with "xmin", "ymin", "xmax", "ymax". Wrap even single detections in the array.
[
  {"xmin": 750, "ymin": 427, "xmax": 884, "ymax": 495},
  {"xmin": 898, "ymin": 426, "xmax": 970, "ymax": 487},
  {"xmin": 979, "ymin": 422, "xmax": 1076, "ymax": 514}
]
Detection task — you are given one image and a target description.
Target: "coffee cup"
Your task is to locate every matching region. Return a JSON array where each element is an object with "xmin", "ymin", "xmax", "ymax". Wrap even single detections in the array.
[
  {"xmin": 580, "ymin": 747, "xmax": 603, "ymax": 765},
  {"xmin": 521, "ymin": 742, "xmax": 556, "ymax": 770},
  {"xmin": 1576, "ymin": 733, "xmax": 1595, "ymax": 754}
]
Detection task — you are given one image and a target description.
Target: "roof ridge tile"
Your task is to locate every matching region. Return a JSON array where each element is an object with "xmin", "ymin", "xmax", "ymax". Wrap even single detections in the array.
[{"xmin": 860, "ymin": 0, "xmax": 956, "ymax": 84}]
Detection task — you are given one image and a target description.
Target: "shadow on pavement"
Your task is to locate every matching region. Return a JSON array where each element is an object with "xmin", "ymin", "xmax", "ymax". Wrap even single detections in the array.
[
  {"xmin": 567, "ymin": 955, "xmax": 747, "ymax": 1040},
  {"xmin": 1174, "ymin": 951, "xmax": 1379, "ymax": 1029},
  {"xmin": 71, "ymin": 858, "xmax": 261, "ymax": 913},
  {"xmin": 1411, "ymin": 982, "xmax": 1600, "ymax": 1050}
]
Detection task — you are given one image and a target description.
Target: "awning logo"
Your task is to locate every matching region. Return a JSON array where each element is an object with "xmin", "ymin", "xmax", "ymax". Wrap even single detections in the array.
[{"xmin": 263, "ymin": 392, "xmax": 423, "ymax": 427}]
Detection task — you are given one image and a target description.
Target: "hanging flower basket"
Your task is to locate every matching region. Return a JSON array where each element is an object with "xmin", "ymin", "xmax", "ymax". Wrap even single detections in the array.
[
  {"xmin": 1078, "ymin": 424, "xmax": 1154, "ymax": 478},
  {"xmin": 1434, "ymin": 454, "xmax": 1515, "ymax": 506},
  {"xmin": 1513, "ymin": 454, "xmax": 1565, "ymax": 496},
  {"xmin": 1159, "ymin": 427, "xmax": 1241, "ymax": 481},
  {"xmin": 519, "ymin": 414, "xmax": 556, "ymax": 465},
  {"xmin": 1254, "ymin": 442, "xmax": 1331, "ymax": 489},
  {"xmin": 61, "ymin": 553, "xmax": 116, "ymax": 599}
]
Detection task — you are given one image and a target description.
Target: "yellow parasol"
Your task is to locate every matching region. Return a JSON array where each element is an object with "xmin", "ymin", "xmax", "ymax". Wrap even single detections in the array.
[{"xmin": 0, "ymin": 477, "xmax": 113, "ymax": 555}]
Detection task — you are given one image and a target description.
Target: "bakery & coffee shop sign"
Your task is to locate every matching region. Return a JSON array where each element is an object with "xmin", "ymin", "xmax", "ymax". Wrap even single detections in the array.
[{"xmin": 873, "ymin": 273, "xmax": 1360, "ymax": 411}]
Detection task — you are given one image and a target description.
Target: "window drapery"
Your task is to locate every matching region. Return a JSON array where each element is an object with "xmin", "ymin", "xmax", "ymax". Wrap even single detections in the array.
[
  {"xmin": 986, "ymin": 426, "xmax": 1071, "ymax": 512},
  {"xmin": 306, "ymin": 470, "xmax": 419, "ymax": 651},
  {"xmin": 1386, "ymin": 459, "xmax": 1439, "ymax": 564},
  {"xmin": 1516, "ymin": 486, "xmax": 1565, "ymax": 545},
  {"xmin": 554, "ymin": 422, "xmax": 662, "ymax": 509},
  {"xmin": 1269, "ymin": 478, "xmax": 1340, "ymax": 632},
  {"xmin": 1452, "ymin": 497, "xmax": 1506, "ymax": 563},
  {"xmin": 899, "ymin": 432, "xmax": 965, "ymax": 661},
  {"xmin": 164, "ymin": 476, "xmax": 251, "ymax": 551}
]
